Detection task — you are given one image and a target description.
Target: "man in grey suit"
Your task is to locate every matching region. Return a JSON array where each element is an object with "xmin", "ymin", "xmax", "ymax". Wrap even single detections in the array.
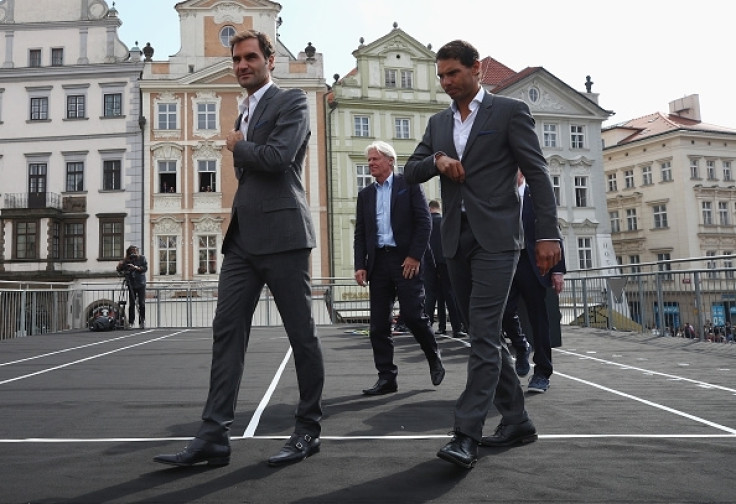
[
  {"xmin": 154, "ymin": 30, "xmax": 324, "ymax": 468},
  {"xmin": 405, "ymin": 40, "xmax": 561, "ymax": 469}
]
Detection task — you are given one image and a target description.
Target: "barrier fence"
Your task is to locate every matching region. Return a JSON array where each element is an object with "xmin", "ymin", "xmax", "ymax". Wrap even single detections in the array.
[{"xmin": 1, "ymin": 255, "xmax": 734, "ymax": 342}]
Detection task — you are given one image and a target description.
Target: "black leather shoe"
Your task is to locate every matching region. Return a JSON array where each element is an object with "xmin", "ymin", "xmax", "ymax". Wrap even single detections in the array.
[
  {"xmin": 362, "ymin": 378, "xmax": 398, "ymax": 396},
  {"xmin": 268, "ymin": 433, "xmax": 320, "ymax": 467},
  {"xmin": 429, "ymin": 355, "xmax": 445, "ymax": 386},
  {"xmin": 452, "ymin": 331, "xmax": 468, "ymax": 338},
  {"xmin": 480, "ymin": 419, "xmax": 538, "ymax": 447},
  {"xmin": 435, "ymin": 329, "xmax": 447, "ymax": 335},
  {"xmin": 437, "ymin": 433, "xmax": 478, "ymax": 469},
  {"xmin": 153, "ymin": 438, "xmax": 230, "ymax": 467}
]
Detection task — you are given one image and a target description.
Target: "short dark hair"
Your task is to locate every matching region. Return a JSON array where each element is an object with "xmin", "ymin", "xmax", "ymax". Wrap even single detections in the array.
[
  {"xmin": 436, "ymin": 40, "xmax": 479, "ymax": 68},
  {"xmin": 429, "ymin": 200, "xmax": 441, "ymax": 210},
  {"xmin": 230, "ymin": 29, "xmax": 275, "ymax": 60}
]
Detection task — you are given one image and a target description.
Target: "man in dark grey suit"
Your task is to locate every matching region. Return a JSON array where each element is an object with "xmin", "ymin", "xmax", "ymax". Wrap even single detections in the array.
[
  {"xmin": 405, "ymin": 40, "xmax": 561, "ymax": 469},
  {"xmin": 154, "ymin": 30, "xmax": 324, "ymax": 468}
]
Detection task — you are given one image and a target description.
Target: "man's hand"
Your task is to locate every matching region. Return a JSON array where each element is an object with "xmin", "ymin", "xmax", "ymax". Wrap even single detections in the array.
[
  {"xmin": 535, "ymin": 240, "xmax": 561, "ymax": 277},
  {"xmin": 551, "ymin": 273, "xmax": 565, "ymax": 294},
  {"xmin": 435, "ymin": 154, "xmax": 465, "ymax": 183},
  {"xmin": 226, "ymin": 129, "xmax": 244, "ymax": 152},
  {"xmin": 355, "ymin": 269, "xmax": 368, "ymax": 287},
  {"xmin": 402, "ymin": 257, "xmax": 421, "ymax": 279}
]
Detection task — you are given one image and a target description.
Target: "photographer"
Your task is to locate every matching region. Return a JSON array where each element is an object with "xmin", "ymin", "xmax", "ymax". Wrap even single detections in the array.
[{"xmin": 116, "ymin": 245, "xmax": 148, "ymax": 329}]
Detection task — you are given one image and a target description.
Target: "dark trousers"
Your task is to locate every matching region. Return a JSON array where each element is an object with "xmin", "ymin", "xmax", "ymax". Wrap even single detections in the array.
[
  {"xmin": 424, "ymin": 262, "xmax": 462, "ymax": 333},
  {"xmin": 126, "ymin": 284, "xmax": 145, "ymax": 325},
  {"xmin": 503, "ymin": 250, "xmax": 553, "ymax": 378},
  {"xmin": 446, "ymin": 217, "xmax": 528, "ymax": 441},
  {"xmin": 368, "ymin": 249, "xmax": 439, "ymax": 381},
  {"xmin": 196, "ymin": 244, "xmax": 324, "ymax": 444}
]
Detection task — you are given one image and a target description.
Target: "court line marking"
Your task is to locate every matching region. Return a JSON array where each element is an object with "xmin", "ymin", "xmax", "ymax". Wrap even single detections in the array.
[
  {"xmin": 0, "ymin": 330, "xmax": 154, "ymax": 367},
  {"xmin": 0, "ymin": 330, "xmax": 189, "ymax": 386},
  {"xmin": 556, "ymin": 348, "xmax": 736, "ymax": 394},
  {"xmin": 555, "ymin": 371, "xmax": 736, "ymax": 434},
  {"xmin": 242, "ymin": 346, "xmax": 293, "ymax": 438}
]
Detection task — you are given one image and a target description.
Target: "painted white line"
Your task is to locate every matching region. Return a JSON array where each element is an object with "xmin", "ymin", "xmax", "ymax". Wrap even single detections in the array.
[
  {"xmin": 555, "ymin": 371, "xmax": 736, "ymax": 435},
  {"xmin": 242, "ymin": 346, "xmax": 293, "ymax": 438},
  {"xmin": 556, "ymin": 348, "xmax": 736, "ymax": 394},
  {"xmin": 0, "ymin": 330, "xmax": 189, "ymax": 386},
  {"xmin": 0, "ymin": 330, "xmax": 154, "ymax": 367}
]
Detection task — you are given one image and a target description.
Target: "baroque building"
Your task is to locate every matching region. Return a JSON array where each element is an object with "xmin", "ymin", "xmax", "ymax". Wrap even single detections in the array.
[{"xmin": 0, "ymin": 0, "xmax": 144, "ymax": 280}]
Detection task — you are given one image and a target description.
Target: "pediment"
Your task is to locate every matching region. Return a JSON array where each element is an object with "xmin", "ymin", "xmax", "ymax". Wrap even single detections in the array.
[
  {"xmin": 179, "ymin": 60, "xmax": 237, "ymax": 85},
  {"xmin": 352, "ymin": 27, "xmax": 435, "ymax": 62},
  {"xmin": 175, "ymin": 0, "xmax": 280, "ymax": 10}
]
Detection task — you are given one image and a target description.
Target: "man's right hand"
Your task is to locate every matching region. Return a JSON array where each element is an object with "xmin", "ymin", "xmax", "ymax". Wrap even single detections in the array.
[
  {"xmin": 435, "ymin": 154, "xmax": 465, "ymax": 183},
  {"xmin": 226, "ymin": 129, "xmax": 244, "ymax": 152},
  {"xmin": 355, "ymin": 269, "xmax": 367, "ymax": 287}
]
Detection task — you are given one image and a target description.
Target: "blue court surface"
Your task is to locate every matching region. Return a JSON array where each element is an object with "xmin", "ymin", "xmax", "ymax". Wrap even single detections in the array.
[{"xmin": 1, "ymin": 324, "xmax": 734, "ymax": 503}]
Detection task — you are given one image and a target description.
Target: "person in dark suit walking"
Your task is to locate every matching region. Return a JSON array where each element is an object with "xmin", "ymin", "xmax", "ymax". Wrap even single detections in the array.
[
  {"xmin": 405, "ymin": 39, "xmax": 561, "ymax": 469},
  {"xmin": 154, "ymin": 30, "xmax": 324, "ymax": 468},
  {"xmin": 354, "ymin": 141, "xmax": 445, "ymax": 396},
  {"xmin": 502, "ymin": 171, "xmax": 566, "ymax": 392},
  {"xmin": 116, "ymin": 245, "xmax": 147, "ymax": 328},
  {"xmin": 423, "ymin": 200, "xmax": 465, "ymax": 338}
]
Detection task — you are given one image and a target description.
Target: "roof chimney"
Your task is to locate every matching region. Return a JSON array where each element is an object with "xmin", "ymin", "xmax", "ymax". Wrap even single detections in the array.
[{"xmin": 669, "ymin": 94, "xmax": 701, "ymax": 122}]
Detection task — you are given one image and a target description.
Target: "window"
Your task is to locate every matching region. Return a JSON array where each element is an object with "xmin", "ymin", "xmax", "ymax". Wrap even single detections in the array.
[
  {"xmin": 63, "ymin": 221, "xmax": 85, "ymax": 259},
  {"xmin": 66, "ymin": 95, "xmax": 85, "ymax": 119},
  {"xmin": 219, "ymin": 26, "xmax": 236, "ymax": 47},
  {"xmin": 354, "ymin": 116, "xmax": 370, "ymax": 137},
  {"xmin": 197, "ymin": 103, "xmax": 216, "ymax": 130},
  {"xmin": 660, "ymin": 161, "xmax": 672, "ymax": 182},
  {"xmin": 400, "ymin": 70, "xmax": 413, "ymax": 89},
  {"xmin": 624, "ymin": 170, "xmax": 634, "ymax": 189},
  {"xmin": 724, "ymin": 252, "xmax": 734, "ymax": 279},
  {"xmin": 394, "ymin": 118, "xmax": 410, "ymax": 139},
  {"xmin": 157, "ymin": 103, "xmax": 177, "ymax": 130},
  {"xmin": 158, "ymin": 235, "xmax": 178, "ymax": 276},
  {"xmin": 653, "ymin": 204, "xmax": 668, "ymax": 229},
  {"xmin": 551, "ymin": 175, "xmax": 561, "ymax": 206},
  {"xmin": 607, "ymin": 173, "xmax": 617, "ymax": 192},
  {"xmin": 104, "ymin": 93, "xmax": 122, "ymax": 117},
  {"xmin": 15, "ymin": 221, "xmax": 38, "ymax": 259},
  {"xmin": 103, "ymin": 160, "xmax": 122, "ymax": 190},
  {"xmin": 609, "ymin": 211, "xmax": 620, "ymax": 233},
  {"xmin": 29, "ymin": 163, "xmax": 47, "ymax": 194},
  {"xmin": 385, "ymin": 69, "xmax": 397, "ymax": 88},
  {"xmin": 543, "ymin": 123, "xmax": 558, "ymax": 148},
  {"xmin": 50, "ymin": 221, "xmax": 60, "ymax": 260},
  {"xmin": 706, "ymin": 250, "xmax": 718, "ymax": 279},
  {"xmin": 356, "ymin": 164, "xmax": 372, "ymax": 191},
  {"xmin": 66, "ymin": 162, "xmax": 84, "ymax": 192},
  {"xmin": 642, "ymin": 165, "xmax": 653, "ymax": 185},
  {"xmin": 707, "ymin": 160, "xmax": 716, "ymax": 180},
  {"xmin": 528, "ymin": 87, "xmax": 540, "ymax": 103},
  {"xmin": 690, "ymin": 159, "xmax": 700, "ymax": 179},
  {"xmin": 702, "ymin": 201, "xmax": 713, "ymax": 225},
  {"xmin": 197, "ymin": 235, "xmax": 218, "ymax": 274},
  {"xmin": 29, "ymin": 49, "xmax": 41, "ymax": 67},
  {"xmin": 629, "ymin": 255, "xmax": 641, "ymax": 274},
  {"xmin": 158, "ymin": 161, "xmax": 177, "ymax": 193},
  {"xmin": 577, "ymin": 237, "xmax": 593, "ymax": 269},
  {"xmin": 657, "ymin": 252, "xmax": 672, "ymax": 280},
  {"xmin": 723, "ymin": 161, "xmax": 732, "ymax": 182},
  {"xmin": 574, "ymin": 176, "xmax": 588, "ymax": 207},
  {"xmin": 626, "ymin": 208, "xmax": 638, "ymax": 231},
  {"xmin": 100, "ymin": 217, "xmax": 124, "ymax": 260},
  {"xmin": 719, "ymin": 201, "xmax": 729, "ymax": 225},
  {"xmin": 30, "ymin": 97, "xmax": 49, "ymax": 120},
  {"xmin": 51, "ymin": 48, "xmax": 63, "ymax": 66},
  {"xmin": 198, "ymin": 160, "xmax": 217, "ymax": 192},
  {"xmin": 570, "ymin": 125, "xmax": 585, "ymax": 149}
]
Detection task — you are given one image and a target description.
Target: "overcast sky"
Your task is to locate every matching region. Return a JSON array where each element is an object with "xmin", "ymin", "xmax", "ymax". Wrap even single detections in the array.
[{"xmin": 117, "ymin": 0, "xmax": 736, "ymax": 128}]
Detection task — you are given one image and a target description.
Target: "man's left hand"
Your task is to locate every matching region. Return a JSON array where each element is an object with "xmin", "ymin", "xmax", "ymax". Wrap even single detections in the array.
[
  {"xmin": 535, "ymin": 241, "xmax": 561, "ymax": 277},
  {"xmin": 226, "ymin": 130, "xmax": 244, "ymax": 152},
  {"xmin": 402, "ymin": 258, "xmax": 421, "ymax": 279}
]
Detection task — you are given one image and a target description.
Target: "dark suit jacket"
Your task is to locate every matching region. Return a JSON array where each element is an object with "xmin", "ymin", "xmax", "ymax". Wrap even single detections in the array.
[
  {"xmin": 521, "ymin": 185, "xmax": 566, "ymax": 287},
  {"xmin": 428, "ymin": 212, "xmax": 445, "ymax": 264},
  {"xmin": 404, "ymin": 91, "xmax": 560, "ymax": 258},
  {"xmin": 354, "ymin": 173, "xmax": 431, "ymax": 280},
  {"xmin": 223, "ymin": 84, "xmax": 315, "ymax": 255}
]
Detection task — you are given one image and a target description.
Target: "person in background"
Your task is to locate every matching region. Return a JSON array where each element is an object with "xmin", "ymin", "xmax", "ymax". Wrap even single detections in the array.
[
  {"xmin": 354, "ymin": 140, "xmax": 445, "ymax": 396},
  {"xmin": 116, "ymin": 245, "xmax": 147, "ymax": 329}
]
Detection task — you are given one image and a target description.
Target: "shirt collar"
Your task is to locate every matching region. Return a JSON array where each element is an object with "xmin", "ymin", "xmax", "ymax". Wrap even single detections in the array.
[
  {"xmin": 450, "ymin": 86, "xmax": 485, "ymax": 114},
  {"xmin": 375, "ymin": 172, "xmax": 394, "ymax": 188},
  {"xmin": 238, "ymin": 81, "xmax": 274, "ymax": 114}
]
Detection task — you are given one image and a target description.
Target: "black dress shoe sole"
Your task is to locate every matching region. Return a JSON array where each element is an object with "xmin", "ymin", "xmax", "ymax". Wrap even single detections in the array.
[
  {"xmin": 362, "ymin": 385, "xmax": 398, "ymax": 396},
  {"xmin": 479, "ymin": 433, "xmax": 538, "ymax": 447},
  {"xmin": 153, "ymin": 455, "xmax": 230, "ymax": 467},
  {"xmin": 267, "ymin": 446, "xmax": 320, "ymax": 467},
  {"xmin": 437, "ymin": 450, "xmax": 476, "ymax": 469}
]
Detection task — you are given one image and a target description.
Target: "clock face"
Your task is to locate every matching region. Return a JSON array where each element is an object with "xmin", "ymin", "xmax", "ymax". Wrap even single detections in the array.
[{"xmin": 89, "ymin": 1, "xmax": 105, "ymax": 19}]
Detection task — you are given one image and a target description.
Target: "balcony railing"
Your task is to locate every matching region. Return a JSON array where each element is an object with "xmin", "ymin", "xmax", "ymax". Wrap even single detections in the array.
[{"xmin": 2, "ymin": 192, "xmax": 62, "ymax": 210}]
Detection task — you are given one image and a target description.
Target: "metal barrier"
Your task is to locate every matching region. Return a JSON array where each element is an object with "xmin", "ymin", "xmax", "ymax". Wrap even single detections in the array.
[{"xmin": 1, "ymin": 255, "xmax": 734, "ymax": 341}]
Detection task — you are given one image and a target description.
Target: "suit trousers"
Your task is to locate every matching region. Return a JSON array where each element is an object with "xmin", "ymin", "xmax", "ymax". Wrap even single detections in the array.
[
  {"xmin": 503, "ymin": 250, "xmax": 553, "ymax": 378},
  {"xmin": 368, "ymin": 249, "xmax": 439, "ymax": 381},
  {"xmin": 196, "ymin": 244, "xmax": 324, "ymax": 444},
  {"xmin": 424, "ymin": 262, "xmax": 462, "ymax": 333},
  {"xmin": 446, "ymin": 217, "xmax": 529, "ymax": 441}
]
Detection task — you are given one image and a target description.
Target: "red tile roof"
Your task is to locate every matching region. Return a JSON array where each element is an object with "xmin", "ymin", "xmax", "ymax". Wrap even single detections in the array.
[{"xmin": 606, "ymin": 112, "xmax": 736, "ymax": 143}]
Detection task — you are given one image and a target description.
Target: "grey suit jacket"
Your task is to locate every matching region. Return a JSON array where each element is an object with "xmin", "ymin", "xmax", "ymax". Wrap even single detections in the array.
[
  {"xmin": 223, "ymin": 84, "xmax": 316, "ymax": 255},
  {"xmin": 405, "ymin": 91, "xmax": 559, "ymax": 258}
]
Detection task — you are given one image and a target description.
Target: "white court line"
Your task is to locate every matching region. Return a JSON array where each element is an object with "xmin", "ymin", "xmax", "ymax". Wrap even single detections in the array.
[
  {"xmin": 242, "ymin": 346, "xmax": 293, "ymax": 438},
  {"xmin": 0, "ymin": 330, "xmax": 189, "ymax": 386},
  {"xmin": 555, "ymin": 371, "xmax": 736, "ymax": 435},
  {"xmin": 0, "ymin": 330, "xmax": 154, "ymax": 367},
  {"xmin": 556, "ymin": 348, "xmax": 736, "ymax": 394}
]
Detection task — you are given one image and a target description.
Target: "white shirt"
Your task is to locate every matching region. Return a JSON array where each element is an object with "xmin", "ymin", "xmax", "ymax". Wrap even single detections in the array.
[
  {"xmin": 451, "ymin": 86, "xmax": 485, "ymax": 160},
  {"xmin": 375, "ymin": 173, "xmax": 396, "ymax": 247},
  {"xmin": 238, "ymin": 81, "xmax": 273, "ymax": 135}
]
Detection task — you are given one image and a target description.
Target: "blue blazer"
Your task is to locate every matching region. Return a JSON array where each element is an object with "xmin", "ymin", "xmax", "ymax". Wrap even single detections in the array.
[{"xmin": 521, "ymin": 185, "xmax": 566, "ymax": 287}]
